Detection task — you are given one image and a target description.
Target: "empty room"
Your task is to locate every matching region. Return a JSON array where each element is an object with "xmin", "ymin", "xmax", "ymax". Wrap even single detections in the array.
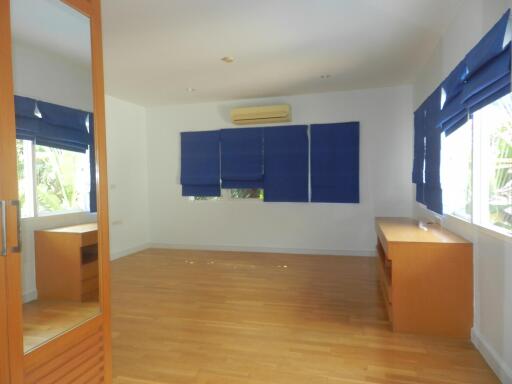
[{"xmin": 0, "ymin": 0, "xmax": 511, "ymax": 383}]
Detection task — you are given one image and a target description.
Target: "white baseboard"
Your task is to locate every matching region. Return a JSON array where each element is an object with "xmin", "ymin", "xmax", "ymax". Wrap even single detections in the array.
[
  {"xmin": 110, "ymin": 243, "xmax": 151, "ymax": 261},
  {"xmin": 147, "ymin": 242, "xmax": 376, "ymax": 257},
  {"xmin": 23, "ymin": 290, "xmax": 37, "ymax": 303},
  {"xmin": 472, "ymin": 328, "xmax": 512, "ymax": 384}
]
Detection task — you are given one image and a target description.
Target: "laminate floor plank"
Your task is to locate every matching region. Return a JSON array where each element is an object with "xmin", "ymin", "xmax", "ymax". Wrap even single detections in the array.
[{"xmin": 111, "ymin": 249, "xmax": 498, "ymax": 384}]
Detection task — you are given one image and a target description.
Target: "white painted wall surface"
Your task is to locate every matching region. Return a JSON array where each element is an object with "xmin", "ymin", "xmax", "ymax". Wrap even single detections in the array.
[
  {"xmin": 105, "ymin": 95, "xmax": 150, "ymax": 259},
  {"xmin": 12, "ymin": 41, "xmax": 93, "ymax": 111},
  {"xmin": 145, "ymin": 86, "xmax": 414, "ymax": 256},
  {"xmin": 413, "ymin": 0, "xmax": 512, "ymax": 382}
]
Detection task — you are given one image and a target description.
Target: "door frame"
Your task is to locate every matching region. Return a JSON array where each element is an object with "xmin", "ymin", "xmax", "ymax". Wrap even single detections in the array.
[{"xmin": 0, "ymin": 0, "xmax": 112, "ymax": 382}]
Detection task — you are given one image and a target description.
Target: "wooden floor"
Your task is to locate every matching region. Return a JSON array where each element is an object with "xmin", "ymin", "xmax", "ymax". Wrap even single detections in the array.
[
  {"xmin": 23, "ymin": 300, "xmax": 100, "ymax": 353},
  {"xmin": 111, "ymin": 249, "xmax": 499, "ymax": 384}
]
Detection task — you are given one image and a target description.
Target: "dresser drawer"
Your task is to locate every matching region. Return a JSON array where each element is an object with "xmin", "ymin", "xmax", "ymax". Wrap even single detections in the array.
[
  {"xmin": 81, "ymin": 260, "xmax": 99, "ymax": 281},
  {"xmin": 81, "ymin": 289, "xmax": 99, "ymax": 302},
  {"xmin": 81, "ymin": 277, "xmax": 99, "ymax": 294}
]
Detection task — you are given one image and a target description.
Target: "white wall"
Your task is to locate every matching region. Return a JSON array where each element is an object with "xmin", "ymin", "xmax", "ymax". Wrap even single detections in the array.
[
  {"xmin": 105, "ymin": 95, "xmax": 150, "ymax": 259},
  {"xmin": 145, "ymin": 86, "xmax": 414, "ymax": 255},
  {"xmin": 12, "ymin": 41, "xmax": 93, "ymax": 111},
  {"xmin": 413, "ymin": 1, "xmax": 512, "ymax": 382}
]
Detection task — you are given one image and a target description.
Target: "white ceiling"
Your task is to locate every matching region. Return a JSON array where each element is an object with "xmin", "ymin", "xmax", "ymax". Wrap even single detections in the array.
[
  {"xmin": 100, "ymin": 0, "xmax": 464, "ymax": 106},
  {"xmin": 11, "ymin": 0, "xmax": 91, "ymax": 65}
]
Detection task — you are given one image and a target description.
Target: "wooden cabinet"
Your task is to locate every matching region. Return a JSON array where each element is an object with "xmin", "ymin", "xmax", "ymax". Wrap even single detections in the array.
[
  {"xmin": 35, "ymin": 223, "xmax": 99, "ymax": 302},
  {"xmin": 375, "ymin": 217, "xmax": 473, "ymax": 338}
]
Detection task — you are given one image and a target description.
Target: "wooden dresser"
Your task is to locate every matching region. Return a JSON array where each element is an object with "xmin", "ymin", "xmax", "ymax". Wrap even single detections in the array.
[
  {"xmin": 375, "ymin": 217, "xmax": 473, "ymax": 338},
  {"xmin": 35, "ymin": 223, "xmax": 99, "ymax": 302}
]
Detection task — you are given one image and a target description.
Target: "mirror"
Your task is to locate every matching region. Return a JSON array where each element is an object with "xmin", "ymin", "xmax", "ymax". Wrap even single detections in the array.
[{"xmin": 10, "ymin": 0, "xmax": 99, "ymax": 353}]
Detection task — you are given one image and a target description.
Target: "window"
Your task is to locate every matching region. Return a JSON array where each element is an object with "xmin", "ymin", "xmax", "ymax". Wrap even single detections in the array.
[
  {"xmin": 473, "ymin": 95, "xmax": 512, "ymax": 233},
  {"xmin": 17, "ymin": 139, "xmax": 91, "ymax": 218},
  {"xmin": 188, "ymin": 188, "xmax": 264, "ymax": 201},
  {"xmin": 441, "ymin": 93, "xmax": 512, "ymax": 235},
  {"xmin": 229, "ymin": 188, "xmax": 264, "ymax": 200},
  {"xmin": 441, "ymin": 121, "xmax": 472, "ymax": 220}
]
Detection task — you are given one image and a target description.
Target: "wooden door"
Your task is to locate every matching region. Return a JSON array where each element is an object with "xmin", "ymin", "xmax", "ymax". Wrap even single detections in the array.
[
  {"xmin": 0, "ymin": 0, "xmax": 25, "ymax": 381},
  {"xmin": 0, "ymin": 0, "xmax": 112, "ymax": 382}
]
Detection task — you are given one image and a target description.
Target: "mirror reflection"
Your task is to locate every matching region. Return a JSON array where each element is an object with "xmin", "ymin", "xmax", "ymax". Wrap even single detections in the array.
[{"xmin": 10, "ymin": 0, "xmax": 99, "ymax": 353}]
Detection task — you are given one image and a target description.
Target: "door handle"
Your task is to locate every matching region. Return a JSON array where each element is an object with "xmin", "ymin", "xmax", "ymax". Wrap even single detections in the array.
[{"xmin": 1, "ymin": 200, "xmax": 22, "ymax": 256}]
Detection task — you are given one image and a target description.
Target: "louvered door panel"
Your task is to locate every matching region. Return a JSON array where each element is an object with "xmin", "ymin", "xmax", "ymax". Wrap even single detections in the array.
[{"xmin": 25, "ymin": 320, "xmax": 104, "ymax": 384}]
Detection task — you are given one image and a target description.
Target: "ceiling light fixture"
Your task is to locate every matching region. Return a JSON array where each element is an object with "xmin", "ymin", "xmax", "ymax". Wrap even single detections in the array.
[
  {"xmin": 186, "ymin": 87, "xmax": 196, "ymax": 92},
  {"xmin": 221, "ymin": 56, "xmax": 235, "ymax": 63}
]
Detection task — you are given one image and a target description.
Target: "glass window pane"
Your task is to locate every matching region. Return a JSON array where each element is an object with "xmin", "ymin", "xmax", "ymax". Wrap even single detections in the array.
[
  {"xmin": 441, "ymin": 121, "xmax": 472, "ymax": 220},
  {"xmin": 229, "ymin": 189, "xmax": 264, "ymax": 200},
  {"xmin": 17, "ymin": 139, "xmax": 35, "ymax": 218},
  {"xmin": 473, "ymin": 94, "xmax": 512, "ymax": 234},
  {"xmin": 35, "ymin": 145, "xmax": 91, "ymax": 215}
]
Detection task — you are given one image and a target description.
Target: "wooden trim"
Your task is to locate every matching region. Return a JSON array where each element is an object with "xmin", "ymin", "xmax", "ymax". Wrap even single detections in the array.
[
  {"xmin": 21, "ymin": 0, "xmax": 113, "ymax": 381},
  {"xmin": 0, "ymin": 4, "xmax": 12, "ymax": 380},
  {"xmin": 61, "ymin": 0, "xmax": 92, "ymax": 16},
  {"xmin": 0, "ymin": 1, "xmax": 26, "ymax": 382},
  {"xmin": 0, "ymin": 0, "xmax": 111, "ymax": 382},
  {"xmin": 0, "ymin": 260, "xmax": 10, "ymax": 383},
  {"xmin": 89, "ymin": 0, "xmax": 113, "ymax": 381}
]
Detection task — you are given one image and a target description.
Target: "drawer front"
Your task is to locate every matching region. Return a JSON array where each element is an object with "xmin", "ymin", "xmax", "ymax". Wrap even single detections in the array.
[
  {"xmin": 81, "ymin": 290, "xmax": 99, "ymax": 302},
  {"xmin": 81, "ymin": 261, "xmax": 99, "ymax": 281},
  {"xmin": 80, "ymin": 231, "xmax": 98, "ymax": 247},
  {"xmin": 378, "ymin": 260, "xmax": 392, "ymax": 304},
  {"xmin": 81, "ymin": 277, "xmax": 99, "ymax": 295}
]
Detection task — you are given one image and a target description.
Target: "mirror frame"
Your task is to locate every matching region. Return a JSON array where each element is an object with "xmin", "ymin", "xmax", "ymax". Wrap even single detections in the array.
[{"xmin": 0, "ymin": 0, "xmax": 111, "ymax": 382}]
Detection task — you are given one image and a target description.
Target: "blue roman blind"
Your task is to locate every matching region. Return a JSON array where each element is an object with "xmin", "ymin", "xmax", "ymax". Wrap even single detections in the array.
[
  {"xmin": 415, "ymin": 88, "xmax": 443, "ymax": 214},
  {"xmin": 463, "ymin": 10, "xmax": 511, "ymax": 114},
  {"xmin": 310, "ymin": 122, "xmax": 359, "ymax": 203},
  {"xmin": 438, "ymin": 9, "xmax": 511, "ymax": 135},
  {"xmin": 413, "ymin": 107, "xmax": 426, "ymax": 204},
  {"xmin": 220, "ymin": 128, "xmax": 263, "ymax": 188},
  {"xmin": 88, "ymin": 114, "xmax": 97, "ymax": 213},
  {"xmin": 14, "ymin": 96, "xmax": 92, "ymax": 153},
  {"xmin": 413, "ymin": 10, "xmax": 511, "ymax": 215},
  {"xmin": 438, "ymin": 62, "xmax": 469, "ymax": 135},
  {"xmin": 14, "ymin": 95, "xmax": 97, "ymax": 212},
  {"xmin": 180, "ymin": 131, "xmax": 221, "ymax": 197},
  {"xmin": 263, "ymin": 125, "xmax": 308, "ymax": 202}
]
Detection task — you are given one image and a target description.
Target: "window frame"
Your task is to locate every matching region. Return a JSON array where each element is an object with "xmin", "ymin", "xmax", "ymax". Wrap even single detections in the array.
[
  {"xmin": 17, "ymin": 139, "xmax": 91, "ymax": 219},
  {"xmin": 186, "ymin": 188, "xmax": 264, "ymax": 202},
  {"xmin": 440, "ymin": 93, "xmax": 512, "ymax": 238}
]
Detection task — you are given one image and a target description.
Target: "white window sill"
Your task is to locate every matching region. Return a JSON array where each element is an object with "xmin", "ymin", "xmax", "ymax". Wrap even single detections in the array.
[
  {"xmin": 21, "ymin": 210, "xmax": 96, "ymax": 223},
  {"xmin": 443, "ymin": 213, "xmax": 512, "ymax": 244},
  {"xmin": 417, "ymin": 203, "xmax": 512, "ymax": 244}
]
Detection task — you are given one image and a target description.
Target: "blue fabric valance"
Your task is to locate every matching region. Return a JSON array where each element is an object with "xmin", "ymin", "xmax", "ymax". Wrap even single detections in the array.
[
  {"xmin": 220, "ymin": 128, "xmax": 263, "ymax": 189},
  {"xmin": 180, "ymin": 130, "xmax": 221, "ymax": 197},
  {"xmin": 463, "ymin": 46, "xmax": 511, "ymax": 113},
  {"xmin": 88, "ymin": 115, "xmax": 97, "ymax": 213},
  {"xmin": 263, "ymin": 125, "xmax": 309, "ymax": 202},
  {"xmin": 465, "ymin": 9, "xmax": 511, "ymax": 77},
  {"xmin": 38, "ymin": 101, "xmax": 90, "ymax": 132},
  {"xmin": 412, "ymin": 107, "xmax": 426, "ymax": 185},
  {"xmin": 14, "ymin": 95, "xmax": 96, "ymax": 212},
  {"xmin": 439, "ymin": 90, "xmax": 468, "ymax": 133},
  {"xmin": 413, "ymin": 88, "xmax": 443, "ymax": 214},
  {"xmin": 310, "ymin": 122, "xmax": 359, "ymax": 203},
  {"xmin": 438, "ymin": 10, "xmax": 511, "ymax": 136},
  {"xmin": 442, "ymin": 61, "xmax": 469, "ymax": 105},
  {"xmin": 14, "ymin": 96, "xmax": 91, "ymax": 153},
  {"xmin": 463, "ymin": 47, "xmax": 510, "ymax": 101}
]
